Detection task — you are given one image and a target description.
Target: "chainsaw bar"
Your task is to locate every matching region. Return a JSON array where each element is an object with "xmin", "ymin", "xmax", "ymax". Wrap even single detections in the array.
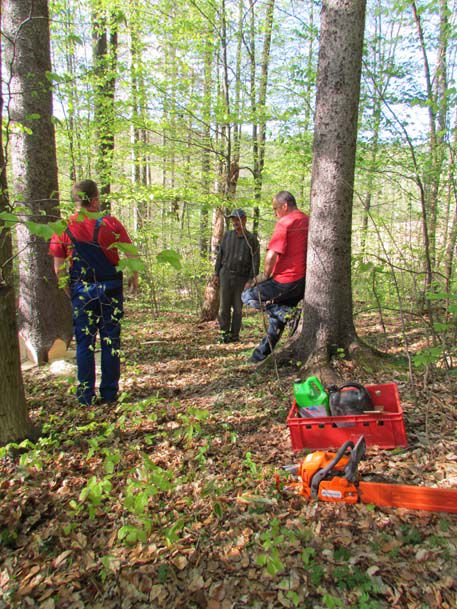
[{"xmin": 358, "ymin": 481, "xmax": 457, "ymax": 514}]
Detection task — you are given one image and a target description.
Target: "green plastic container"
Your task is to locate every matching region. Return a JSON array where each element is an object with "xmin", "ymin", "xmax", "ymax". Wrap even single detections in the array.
[{"xmin": 293, "ymin": 376, "xmax": 330, "ymax": 417}]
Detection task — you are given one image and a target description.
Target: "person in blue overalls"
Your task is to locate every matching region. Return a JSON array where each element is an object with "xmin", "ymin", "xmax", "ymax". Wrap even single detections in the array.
[{"xmin": 49, "ymin": 180, "xmax": 139, "ymax": 405}]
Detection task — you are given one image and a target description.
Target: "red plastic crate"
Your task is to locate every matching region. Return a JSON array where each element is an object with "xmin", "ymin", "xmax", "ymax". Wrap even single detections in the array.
[{"xmin": 287, "ymin": 383, "xmax": 408, "ymax": 450}]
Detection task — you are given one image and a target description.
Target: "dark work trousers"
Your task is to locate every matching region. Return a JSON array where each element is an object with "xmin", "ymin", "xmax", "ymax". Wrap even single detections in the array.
[
  {"xmin": 219, "ymin": 268, "xmax": 249, "ymax": 339},
  {"xmin": 66, "ymin": 217, "xmax": 125, "ymax": 405},
  {"xmin": 71, "ymin": 280, "xmax": 123, "ymax": 405},
  {"xmin": 242, "ymin": 277, "xmax": 305, "ymax": 361}
]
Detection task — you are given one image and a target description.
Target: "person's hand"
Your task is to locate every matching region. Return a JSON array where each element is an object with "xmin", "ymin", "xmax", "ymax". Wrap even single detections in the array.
[
  {"xmin": 128, "ymin": 273, "xmax": 139, "ymax": 293},
  {"xmin": 244, "ymin": 279, "xmax": 254, "ymax": 290},
  {"xmin": 212, "ymin": 274, "xmax": 220, "ymax": 287}
]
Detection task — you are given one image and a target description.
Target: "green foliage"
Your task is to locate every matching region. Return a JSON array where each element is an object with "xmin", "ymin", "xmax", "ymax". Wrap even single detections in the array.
[
  {"xmin": 118, "ymin": 524, "xmax": 148, "ymax": 544},
  {"xmin": 156, "ymin": 249, "xmax": 182, "ymax": 270},
  {"xmin": 255, "ymin": 519, "xmax": 295, "ymax": 577},
  {"xmin": 163, "ymin": 518, "xmax": 185, "ymax": 546},
  {"xmin": 243, "ymin": 451, "xmax": 258, "ymax": 477},
  {"xmin": 175, "ymin": 408, "xmax": 209, "ymax": 444},
  {"xmin": 400, "ymin": 525, "xmax": 423, "ymax": 545},
  {"xmin": 323, "ymin": 595, "xmax": 344, "ymax": 609},
  {"xmin": 78, "ymin": 476, "xmax": 113, "ymax": 520},
  {"xmin": 116, "ymin": 257, "xmax": 145, "ymax": 274}
]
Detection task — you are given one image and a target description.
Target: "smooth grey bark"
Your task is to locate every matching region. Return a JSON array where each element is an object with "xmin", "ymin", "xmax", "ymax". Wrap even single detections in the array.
[
  {"xmin": 3, "ymin": 0, "xmax": 73, "ymax": 366},
  {"xmin": 0, "ymin": 22, "xmax": 34, "ymax": 445},
  {"xmin": 280, "ymin": 0, "xmax": 367, "ymax": 370}
]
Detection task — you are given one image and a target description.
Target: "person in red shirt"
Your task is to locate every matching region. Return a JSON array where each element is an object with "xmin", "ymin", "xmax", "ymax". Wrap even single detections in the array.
[
  {"xmin": 242, "ymin": 191, "xmax": 309, "ymax": 362},
  {"xmin": 49, "ymin": 179, "xmax": 138, "ymax": 405}
]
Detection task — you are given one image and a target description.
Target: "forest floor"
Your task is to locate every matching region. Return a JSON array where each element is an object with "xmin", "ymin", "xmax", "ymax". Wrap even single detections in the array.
[{"xmin": 1, "ymin": 300, "xmax": 457, "ymax": 609}]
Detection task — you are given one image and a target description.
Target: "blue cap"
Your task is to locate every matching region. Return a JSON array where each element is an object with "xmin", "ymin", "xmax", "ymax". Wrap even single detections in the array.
[{"xmin": 228, "ymin": 208, "xmax": 246, "ymax": 219}]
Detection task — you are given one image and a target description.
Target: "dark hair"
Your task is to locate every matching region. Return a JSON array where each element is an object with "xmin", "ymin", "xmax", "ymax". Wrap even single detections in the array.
[
  {"xmin": 274, "ymin": 190, "xmax": 297, "ymax": 209},
  {"xmin": 72, "ymin": 179, "xmax": 99, "ymax": 207}
]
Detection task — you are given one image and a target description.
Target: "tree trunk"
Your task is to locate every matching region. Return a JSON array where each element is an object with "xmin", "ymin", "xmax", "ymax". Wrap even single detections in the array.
[
  {"xmin": 444, "ymin": 113, "xmax": 457, "ymax": 291},
  {"xmin": 227, "ymin": 0, "xmax": 244, "ymax": 199},
  {"xmin": 4, "ymin": 0, "xmax": 73, "ymax": 366},
  {"xmin": 200, "ymin": 17, "xmax": 214, "ymax": 258},
  {"xmin": 63, "ymin": 0, "xmax": 80, "ymax": 182},
  {"xmin": 93, "ymin": 4, "xmax": 118, "ymax": 211},
  {"xmin": 0, "ymin": 283, "xmax": 35, "ymax": 444},
  {"xmin": 249, "ymin": 0, "xmax": 275, "ymax": 203},
  {"xmin": 220, "ymin": 0, "xmax": 232, "ymax": 197},
  {"xmin": 255, "ymin": 0, "xmax": 275, "ymax": 202},
  {"xmin": 0, "ymin": 19, "xmax": 34, "ymax": 445},
  {"xmin": 200, "ymin": 207, "xmax": 225, "ymax": 321},
  {"xmin": 411, "ymin": 1, "xmax": 448, "ymax": 287},
  {"xmin": 278, "ymin": 0, "xmax": 366, "ymax": 376}
]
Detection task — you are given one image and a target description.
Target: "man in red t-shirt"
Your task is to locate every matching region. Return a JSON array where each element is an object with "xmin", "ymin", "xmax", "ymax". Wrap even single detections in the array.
[
  {"xmin": 49, "ymin": 179, "xmax": 138, "ymax": 405},
  {"xmin": 242, "ymin": 191, "xmax": 309, "ymax": 362}
]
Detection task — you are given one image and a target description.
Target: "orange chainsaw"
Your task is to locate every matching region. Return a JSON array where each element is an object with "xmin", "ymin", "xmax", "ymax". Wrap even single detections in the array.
[{"xmin": 282, "ymin": 436, "xmax": 457, "ymax": 514}]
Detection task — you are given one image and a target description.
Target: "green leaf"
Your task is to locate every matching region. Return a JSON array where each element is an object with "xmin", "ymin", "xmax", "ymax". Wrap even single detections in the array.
[
  {"xmin": 432, "ymin": 322, "xmax": 448, "ymax": 332},
  {"xmin": 359, "ymin": 261, "xmax": 374, "ymax": 272},
  {"xmin": 116, "ymin": 257, "xmax": 145, "ymax": 273},
  {"xmin": 163, "ymin": 518, "xmax": 184, "ymax": 545},
  {"xmin": 323, "ymin": 594, "xmax": 344, "ymax": 609},
  {"xmin": 425, "ymin": 291, "xmax": 450, "ymax": 301},
  {"xmin": 109, "ymin": 242, "xmax": 139, "ymax": 255},
  {"xmin": 134, "ymin": 493, "xmax": 149, "ymax": 515},
  {"xmin": 256, "ymin": 554, "xmax": 267, "ymax": 566},
  {"xmin": 25, "ymin": 221, "xmax": 56, "ymax": 241},
  {"xmin": 118, "ymin": 525, "xmax": 146, "ymax": 544},
  {"xmin": 75, "ymin": 210, "xmax": 105, "ymax": 221},
  {"xmin": 156, "ymin": 249, "xmax": 182, "ymax": 270},
  {"xmin": 267, "ymin": 555, "xmax": 284, "ymax": 576},
  {"xmin": 301, "ymin": 547, "xmax": 316, "ymax": 565},
  {"xmin": 413, "ymin": 346, "xmax": 443, "ymax": 368},
  {"xmin": 0, "ymin": 211, "xmax": 19, "ymax": 224},
  {"xmin": 213, "ymin": 502, "xmax": 223, "ymax": 519},
  {"xmin": 67, "ymin": 33, "xmax": 83, "ymax": 45},
  {"xmin": 48, "ymin": 220, "xmax": 67, "ymax": 235}
]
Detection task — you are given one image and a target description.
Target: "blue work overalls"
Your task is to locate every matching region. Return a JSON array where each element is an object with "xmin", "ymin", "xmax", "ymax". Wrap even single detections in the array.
[{"xmin": 66, "ymin": 217, "xmax": 124, "ymax": 405}]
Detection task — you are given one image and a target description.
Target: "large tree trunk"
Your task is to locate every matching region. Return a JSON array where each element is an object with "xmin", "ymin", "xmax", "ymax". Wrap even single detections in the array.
[
  {"xmin": 277, "ymin": 0, "xmax": 366, "ymax": 378},
  {"xmin": 93, "ymin": 4, "xmax": 118, "ymax": 211},
  {"xmin": 0, "ymin": 283, "xmax": 35, "ymax": 444},
  {"xmin": 0, "ymin": 20, "xmax": 34, "ymax": 445},
  {"xmin": 4, "ymin": 0, "xmax": 73, "ymax": 366}
]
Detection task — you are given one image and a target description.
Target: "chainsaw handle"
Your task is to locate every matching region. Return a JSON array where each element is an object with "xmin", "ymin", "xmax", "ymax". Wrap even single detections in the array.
[
  {"xmin": 333, "ymin": 382, "xmax": 366, "ymax": 392},
  {"xmin": 344, "ymin": 435, "xmax": 366, "ymax": 482},
  {"xmin": 311, "ymin": 440, "xmax": 355, "ymax": 498}
]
